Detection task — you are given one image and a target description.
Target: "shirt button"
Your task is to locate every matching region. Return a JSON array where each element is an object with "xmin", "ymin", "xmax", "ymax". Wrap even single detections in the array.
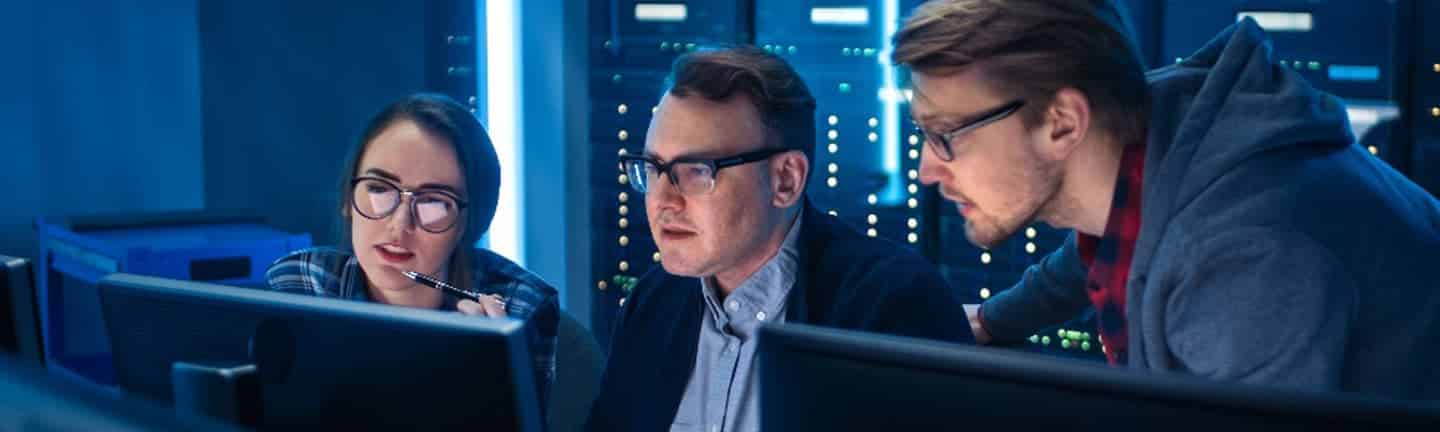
[
  {"xmin": 710, "ymin": 425, "xmax": 720, "ymax": 432},
  {"xmin": 726, "ymin": 300, "xmax": 739, "ymax": 312},
  {"xmin": 756, "ymin": 311, "xmax": 768, "ymax": 321}
]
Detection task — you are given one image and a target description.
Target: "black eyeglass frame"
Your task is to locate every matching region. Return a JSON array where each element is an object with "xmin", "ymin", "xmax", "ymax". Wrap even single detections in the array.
[
  {"xmin": 918, "ymin": 100, "xmax": 1027, "ymax": 162},
  {"xmin": 349, "ymin": 176, "xmax": 470, "ymax": 233},
  {"xmin": 618, "ymin": 147, "xmax": 796, "ymax": 195}
]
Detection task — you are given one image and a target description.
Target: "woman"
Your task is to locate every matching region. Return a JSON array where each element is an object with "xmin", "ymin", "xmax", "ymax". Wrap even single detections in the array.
[{"xmin": 265, "ymin": 93, "xmax": 559, "ymax": 403}]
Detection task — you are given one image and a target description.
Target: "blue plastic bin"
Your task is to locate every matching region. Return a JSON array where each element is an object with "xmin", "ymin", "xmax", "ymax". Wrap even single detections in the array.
[{"xmin": 34, "ymin": 211, "xmax": 311, "ymax": 389}]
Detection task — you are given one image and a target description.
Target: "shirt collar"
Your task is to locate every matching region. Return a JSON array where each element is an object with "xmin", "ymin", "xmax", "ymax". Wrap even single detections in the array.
[{"xmin": 699, "ymin": 211, "xmax": 804, "ymax": 323}]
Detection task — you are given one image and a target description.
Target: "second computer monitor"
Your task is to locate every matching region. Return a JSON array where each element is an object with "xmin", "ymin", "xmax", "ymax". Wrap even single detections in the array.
[{"xmin": 758, "ymin": 323, "xmax": 1440, "ymax": 431}]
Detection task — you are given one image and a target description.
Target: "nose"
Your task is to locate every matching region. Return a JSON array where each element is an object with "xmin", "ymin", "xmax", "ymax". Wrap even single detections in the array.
[
  {"xmin": 917, "ymin": 141, "xmax": 948, "ymax": 187},
  {"xmin": 386, "ymin": 192, "xmax": 417, "ymax": 233},
  {"xmin": 647, "ymin": 172, "xmax": 685, "ymax": 215}
]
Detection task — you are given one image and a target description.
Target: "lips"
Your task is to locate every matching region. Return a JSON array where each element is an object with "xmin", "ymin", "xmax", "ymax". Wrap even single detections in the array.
[
  {"xmin": 658, "ymin": 225, "xmax": 697, "ymax": 241},
  {"xmin": 956, "ymin": 201, "xmax": 975, "ymax": 218},
  {"xmin": 374, "ymin": 243, "xmax": 415, "ymax": 263},
  {"xmin": 940, "ymin": 191, "xmax": 976, "ymax": 218}
]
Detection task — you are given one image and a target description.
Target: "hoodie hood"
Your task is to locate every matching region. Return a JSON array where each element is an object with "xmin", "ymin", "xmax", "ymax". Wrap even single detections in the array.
[{"xmin": 1143, "ymin": 18, "xmax": 1355, "ymax": 214}]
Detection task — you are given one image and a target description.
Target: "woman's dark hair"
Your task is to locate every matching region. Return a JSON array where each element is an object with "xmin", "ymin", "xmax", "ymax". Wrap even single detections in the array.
[{"xmin": 337, "ymin": 93, "xmax": 500, "ymax": 290}]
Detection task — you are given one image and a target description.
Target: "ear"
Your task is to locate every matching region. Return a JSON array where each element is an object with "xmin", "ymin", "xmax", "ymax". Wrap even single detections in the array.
[
  {"xmin": 770, "ymin": 151, "xmax": 809, "ymax": 209},
  {"xmin": 1040, "ymin": 87, "xmax": 1092, "ymax": 161}
]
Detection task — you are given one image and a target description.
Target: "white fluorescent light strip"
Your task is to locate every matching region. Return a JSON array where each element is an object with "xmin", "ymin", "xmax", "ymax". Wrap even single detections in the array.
[
  {"xmin": 1346, "ymin": 107, "xmax": 1380, "ymax": 126},
  {"xmin": 1344, "ymin": 102, "xmax": 1400, "ymax": 141},
  {"xmin": 879, "ymin": 0, "xmax": 904, "ymax": 204},
  {"xmin": 877, "ymin": 88, "xmax": 907, "ymax": 103},
  {"xmin": 811, "ymin": 7, "xmax": 870, "ymax": 26},
  {"xmin": 486, "ymin": 0, "xmax": 524, "ymax": 265},
  {"xmin": 1237, "ymin": 11, "xmax": 1313, "ymax": 32},
  {"xmin": 635, "ymin": 3, "xmax": 687, "ymax": 22}
]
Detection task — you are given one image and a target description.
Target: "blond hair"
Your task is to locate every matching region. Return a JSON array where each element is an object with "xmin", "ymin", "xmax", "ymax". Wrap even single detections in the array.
[{"xmin": 893, "ymin": 0, "xmax": 1149, "ymax": 146}]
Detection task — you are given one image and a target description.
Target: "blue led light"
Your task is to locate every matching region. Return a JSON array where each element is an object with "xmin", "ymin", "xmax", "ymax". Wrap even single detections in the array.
[{"xmin": 1328, "ymin": 65, "xmax": 1380, "ymax": 82}]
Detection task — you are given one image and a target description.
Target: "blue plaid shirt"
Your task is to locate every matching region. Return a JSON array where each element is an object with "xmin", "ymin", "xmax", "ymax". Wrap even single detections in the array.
[{"xmin": 264, "ymin": 246, "xmax": 559, "ymax": 405}]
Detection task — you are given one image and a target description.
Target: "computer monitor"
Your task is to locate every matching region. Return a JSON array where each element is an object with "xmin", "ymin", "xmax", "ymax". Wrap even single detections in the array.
[
  {"xmin": 758, "ymin": 323, "xmax": 1440, "ymax": 431},
  {"xmin": 0, "ymin": 354, "xmax": 240, "ymax": 431},
  {"xmin": 0, "ymin": 255, "xmax": 44, "ymax": 366},
  {"xmin": 99, "ymin": 273, "xmax": 543, "ymax": 431}
]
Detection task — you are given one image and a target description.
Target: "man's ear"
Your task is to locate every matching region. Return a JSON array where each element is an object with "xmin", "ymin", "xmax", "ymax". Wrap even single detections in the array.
[
  {"xmin": 1040, "ymin": 87, "xmax": 1092, "ymax": 161},
  {"xmin": 771, "ymin": 151, "xmax": 809, "ymax": 208}
]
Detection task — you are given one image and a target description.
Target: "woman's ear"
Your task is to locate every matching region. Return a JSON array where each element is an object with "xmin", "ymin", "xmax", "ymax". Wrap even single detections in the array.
[{"xmin": 771, "ymin": 151, "xmax": 809, "ymax": 209}]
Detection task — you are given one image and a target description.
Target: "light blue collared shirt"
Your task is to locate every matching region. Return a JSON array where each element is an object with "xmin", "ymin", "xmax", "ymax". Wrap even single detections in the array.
[{"xmin": 670, "ymin": 212, "xmax": 803, "ymax": 432}]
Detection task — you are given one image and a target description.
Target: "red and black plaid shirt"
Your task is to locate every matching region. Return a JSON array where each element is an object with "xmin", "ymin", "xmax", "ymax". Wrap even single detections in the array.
[{"xmin": 1075, "ymin": 141, "xmax": 1147, "ymax": 366}]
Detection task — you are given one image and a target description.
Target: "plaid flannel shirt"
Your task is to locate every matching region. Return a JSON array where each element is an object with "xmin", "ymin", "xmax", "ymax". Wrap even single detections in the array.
[
  {"xmin": 264, "ymin": 246, "xmax": 559, "ymax": 404},
  {"xmin": 1075, "ymin": 141, "xmax": 1147, "ymax": 366}
]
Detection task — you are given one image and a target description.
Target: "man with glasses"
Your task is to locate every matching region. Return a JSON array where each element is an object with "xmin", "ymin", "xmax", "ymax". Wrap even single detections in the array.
[
  {"xmin": 587, "ymin": 47, "xmax": 973, "ymax": 432},
  {"xmin": 895, "ymin": 0, "xmax": 1440, "ymax": 398}
]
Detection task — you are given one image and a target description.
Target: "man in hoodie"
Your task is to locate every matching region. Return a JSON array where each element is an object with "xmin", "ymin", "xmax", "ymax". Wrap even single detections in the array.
[{"xmin": 894, "ymin": 0, "xmax": 1440, "ymax": 398}]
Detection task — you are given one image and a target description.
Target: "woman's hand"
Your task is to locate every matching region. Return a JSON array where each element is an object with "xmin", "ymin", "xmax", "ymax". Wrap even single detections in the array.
[{"xmin": 458, "ymin": 295, "xmax": 508, "ymax": 318}]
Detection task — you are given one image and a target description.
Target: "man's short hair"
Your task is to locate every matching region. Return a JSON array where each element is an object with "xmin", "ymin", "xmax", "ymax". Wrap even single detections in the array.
[
  {"xmin": 663, "ymin": 46, "xmax": 818, "ymax": 164},
  {"xmin": 892, "ymin": 0, "xmax": 1150, "ymax": 147}
]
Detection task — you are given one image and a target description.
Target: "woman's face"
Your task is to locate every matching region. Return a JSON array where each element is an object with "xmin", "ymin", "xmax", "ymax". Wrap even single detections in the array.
[{"xmin": 350, "ymin": 120, "xmax": 467, "ymax": 306}]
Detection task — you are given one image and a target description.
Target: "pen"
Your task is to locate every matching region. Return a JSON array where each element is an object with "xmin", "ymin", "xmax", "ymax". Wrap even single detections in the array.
[{"xmin": 401, "ymin": 270, "xmax": 506, "ymax": 308}]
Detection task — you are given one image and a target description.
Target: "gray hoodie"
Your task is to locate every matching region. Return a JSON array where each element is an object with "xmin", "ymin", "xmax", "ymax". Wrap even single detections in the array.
[{"xmin": 981, "ymin": 18, "xmax": 1440, "ymax": 399}]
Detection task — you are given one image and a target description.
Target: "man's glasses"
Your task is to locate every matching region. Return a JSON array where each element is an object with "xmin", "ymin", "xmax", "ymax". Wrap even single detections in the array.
[
  {"xmin": 619, "ymin": 147, "xmax": 794, "ymax": 196},
  {"xmin": 350, "ymin": 176, "xmax": 469, "ymax": 233},
  {"xmin": 918, "ymin": 100, "xmax": 1026, "ymax": 161}
]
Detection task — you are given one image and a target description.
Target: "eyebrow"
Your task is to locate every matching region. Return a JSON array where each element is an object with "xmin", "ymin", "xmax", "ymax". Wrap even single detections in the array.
[
  {"xmin": 911, "ymin": 87, "xmax": 987, "ymax": 128},
  {"xmin": 362, "ymin": 168, "xmax": 463, "ymax": 196},
  {"xmin": 914, "ymin": 105, "xmax": 997, "ymax": 131}
]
